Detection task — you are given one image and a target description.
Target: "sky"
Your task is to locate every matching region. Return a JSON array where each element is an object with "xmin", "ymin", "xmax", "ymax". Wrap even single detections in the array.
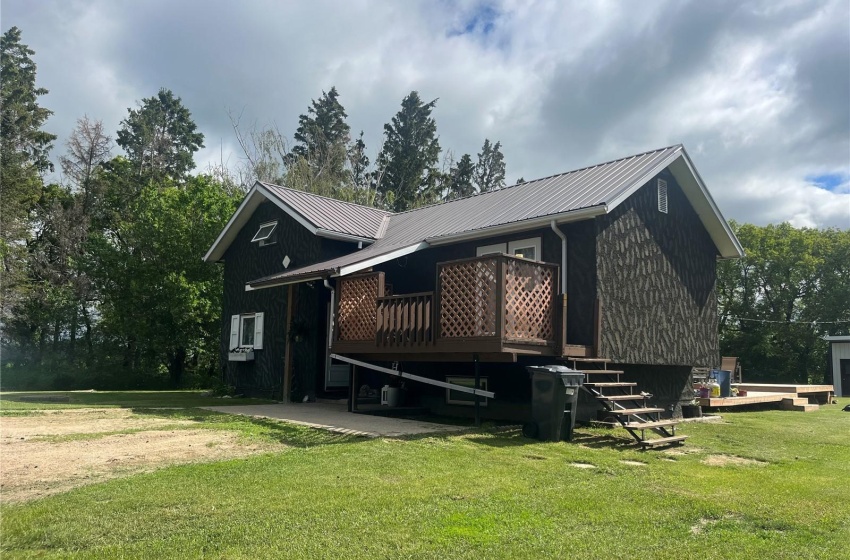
[{"xmin": 3, "ymin": 0, "xmax": 849, "ymax": 228}]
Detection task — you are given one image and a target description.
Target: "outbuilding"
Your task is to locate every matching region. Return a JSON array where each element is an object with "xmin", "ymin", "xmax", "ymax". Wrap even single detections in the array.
[{"xmin": 825, "ymin": 336, "xmax": 850, "ymax": 397}]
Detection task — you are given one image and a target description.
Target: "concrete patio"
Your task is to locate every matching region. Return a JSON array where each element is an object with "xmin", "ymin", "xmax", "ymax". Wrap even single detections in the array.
[{"xmin": 202, "ymin": 402, "xmax": 467, "ymax": 438}]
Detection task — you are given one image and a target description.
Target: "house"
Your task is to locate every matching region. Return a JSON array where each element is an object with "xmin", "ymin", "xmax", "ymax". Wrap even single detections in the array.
[
  {"xmin": 204, "ymin": 144, "xmax": 743, "ymax": 424},
  {"xmin": 825, "ymin": 336, "xmax": 850, "ymax": 397}
]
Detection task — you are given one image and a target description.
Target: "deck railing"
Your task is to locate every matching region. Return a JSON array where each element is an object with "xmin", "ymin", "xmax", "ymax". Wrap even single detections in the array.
[
  {"xmin": 376, "ymin": 292, "xmax": 434, "ymax": 347},
  {"xmin": 436, "ymin": 255, "xmax": 558, "ymax": 345},
  {"xmin": 334, "ymin": 255, "xmax": 558, "ymax": 350}
]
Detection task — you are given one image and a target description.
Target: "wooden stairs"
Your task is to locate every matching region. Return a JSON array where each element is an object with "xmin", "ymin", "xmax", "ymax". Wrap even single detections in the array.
[{"xmin": 567, "ymin": 357, "xmax": 687, "ymax": 449}]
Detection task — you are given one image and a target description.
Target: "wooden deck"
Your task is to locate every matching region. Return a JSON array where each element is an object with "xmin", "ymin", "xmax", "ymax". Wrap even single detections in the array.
[{"xmin": 698, "ymin": 383, "xmax": 834, "ymax": 408}]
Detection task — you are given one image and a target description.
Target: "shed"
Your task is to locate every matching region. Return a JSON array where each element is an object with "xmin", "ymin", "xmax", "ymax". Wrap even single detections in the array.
[{"xmin": 825, "ymin": 336, "xmax": 850, "ymax": 397}]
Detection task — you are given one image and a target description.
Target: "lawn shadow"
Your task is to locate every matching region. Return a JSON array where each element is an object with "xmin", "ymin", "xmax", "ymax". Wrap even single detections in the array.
[{"xmin": 130, "ymin": 407, "xmax": 371, "ymax": 448}]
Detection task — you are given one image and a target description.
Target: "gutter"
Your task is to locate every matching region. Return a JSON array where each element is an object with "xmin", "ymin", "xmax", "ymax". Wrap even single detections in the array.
[{"xmin": 551, "ymin": 220, "xmax": 569, "ymax": 353}]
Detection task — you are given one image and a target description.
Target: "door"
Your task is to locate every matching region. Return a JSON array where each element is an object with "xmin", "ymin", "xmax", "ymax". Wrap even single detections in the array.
[{"xmin": 841, "ymin": 359, "xmax": 850, "ymax": 397}]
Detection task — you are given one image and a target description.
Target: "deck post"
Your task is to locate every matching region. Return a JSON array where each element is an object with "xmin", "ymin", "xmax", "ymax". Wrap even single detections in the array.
[
  {"xmin": 283, "ymin": 285, "xmax": 295, "ymax": 403},
  {"xmin": 474, "ymin": 353, "xmax": 481, "ymax": 427}
]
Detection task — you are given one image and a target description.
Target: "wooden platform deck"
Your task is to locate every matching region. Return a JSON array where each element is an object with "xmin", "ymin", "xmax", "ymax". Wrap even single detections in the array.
[{"xmin": 697, "ymin": 383, "xmax": 834, "ymax": 408}]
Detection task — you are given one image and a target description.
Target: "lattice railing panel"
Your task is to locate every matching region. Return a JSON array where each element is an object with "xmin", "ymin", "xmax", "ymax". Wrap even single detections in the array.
[
  {"xmin": 504, "ymin": 259, "xmax": 555, "ymax": 341},
  {"xmin": 337, "ymin": 272, "xmax": 383, "ymax": 341},
  {"xmin": 439, "ymin": 258, "xmax": 497, "ymax": 337}
]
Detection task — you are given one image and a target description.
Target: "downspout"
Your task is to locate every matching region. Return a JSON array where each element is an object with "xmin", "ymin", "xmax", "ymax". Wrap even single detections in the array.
[
  {"xmin": 322, "ymin": 278, "xmax": 335, "ymax": 389},
  {"xmin": 551, "ymin": 221, "xmax": 568, "ymax": 354}
]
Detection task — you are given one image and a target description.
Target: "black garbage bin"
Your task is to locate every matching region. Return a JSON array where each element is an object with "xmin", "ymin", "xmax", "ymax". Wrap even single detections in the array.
[{"xmin": 524, "ymin": 365, "xmax": 585, "ymax": 442}]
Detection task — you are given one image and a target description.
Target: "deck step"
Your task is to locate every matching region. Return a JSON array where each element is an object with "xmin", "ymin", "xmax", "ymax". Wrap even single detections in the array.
[
  {"xmin": 569, "ymin": 357, "xmax": 610, "ymax": 363},
  {"xmin": 781, "ymin": 397, "xmax": 809, "ymax": 408},
  {"xmin": 622, "ymin": 420, "xmax": 679, "ymax": 430},
  {"xmin": 597, "ymin": 394, "xmax": 646, "ymax": 402},
  {"xmin": 584, "ymin": 382, "xmax": 637, "ymax": 388},
  {"xmin": 639, "ymin": 435, "xmax": 688, "ymax": 448},
  {"xmin": 611, "ymin": 407, "xmax": 665, "ymax": 416},
  {"xmin": 580, "ymin": 369, "xmax": 624, "ymax": 375}
]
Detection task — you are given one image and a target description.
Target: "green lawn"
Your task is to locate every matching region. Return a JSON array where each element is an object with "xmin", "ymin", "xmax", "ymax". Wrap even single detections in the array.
[
  {"xmin": 0, "ymin": 390, "xmax": 275, "ymax": 413},
  {"xmin": 1, "ymin": 392, "xmax": 848, "ymax": 559}
]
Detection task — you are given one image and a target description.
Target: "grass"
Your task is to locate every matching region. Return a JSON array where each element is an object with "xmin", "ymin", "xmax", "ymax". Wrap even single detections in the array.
[
  {"xmin": 0, "ymin": 390, "xmax": 275, "ymax": 413},
  {"xmin": 1, "ymin": 392, "xmax": 848, "ymax": 559}
]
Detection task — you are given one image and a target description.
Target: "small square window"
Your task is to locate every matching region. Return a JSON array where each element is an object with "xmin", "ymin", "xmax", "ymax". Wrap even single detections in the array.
[
  {"xmin": 508, "ymin": 237, "xmax": 541, "ymax": 261},
  {"xmin": 252, "ymin": 221, "xmax": 278, "ymax": 244}
]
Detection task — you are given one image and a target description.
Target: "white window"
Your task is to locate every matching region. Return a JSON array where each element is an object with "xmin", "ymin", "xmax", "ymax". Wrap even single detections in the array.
[
  {"xmin": 251, "ymin": 221, "xmax": 278, "ymax": 246},
  {"xmin": 508, "ymin": 237, "xmax": 541, "ymax": 261},
  {"xmin": 446, "ymin": 376, "xmax": 489, "ymax": 406},
  {"xmin": 229, "ymin": 312, "xmax": 264, "ymax": 350},
  {"xmin": 476, "ymin": 243, "xmax": 506, "ymax": 256}
]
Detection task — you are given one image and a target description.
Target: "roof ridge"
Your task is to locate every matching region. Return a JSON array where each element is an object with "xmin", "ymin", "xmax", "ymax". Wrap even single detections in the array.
[
  {"xmin": 391, "ymin": 144, "xmax": 683, "ymax": 216},
  {"xmin": 259, "ymin": 181, "xmax": 394, "ymax": 216}
]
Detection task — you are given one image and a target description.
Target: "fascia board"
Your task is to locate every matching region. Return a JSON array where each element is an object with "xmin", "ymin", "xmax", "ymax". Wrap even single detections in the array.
[
  {"xmin": 255, "ymin": 182, "xmax": 319, "ymax": 235},
  {"xmin": 203, "ymin": 185, "xmax": 265, "ymax": 262},
  {"xmin": 670, "ymin": 151, "xmax": 745, "ymax": 259},
  {"xmin": 425, "ymin": 206, "xmax": 607, "ymax": 247},
  {"xmin": 337, "ymin": 242, "xmax": 429, "ymax": 277},
  {"xmin": 315, "ymin": 228, "xmax": 376, "ymax": 244},
  {"xmin": 604, "ymin": 147, "xmax": 685, "ymax": 213},
  {"xmin": 245, "ymin": 275, "xmax": 326, "ymax": 291}
]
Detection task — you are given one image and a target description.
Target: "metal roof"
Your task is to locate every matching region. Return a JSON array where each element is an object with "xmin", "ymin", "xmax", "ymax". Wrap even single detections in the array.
[
  {"xmin": 259, "ymin": 182, "xmax": 391, "ymax": 239},
  {"xmin": 247, "ymin": 144, "xmax": 740, "ymax": 289}
]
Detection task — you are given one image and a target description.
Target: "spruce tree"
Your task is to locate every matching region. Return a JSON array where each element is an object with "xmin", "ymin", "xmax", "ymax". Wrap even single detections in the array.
[
  {"xmin": 376, "ymin": 91, "xmax": 441, "ymax": 211},
  {"xmin": 474, "ymin": 138, "xmax": 506, "ymax": 193}
]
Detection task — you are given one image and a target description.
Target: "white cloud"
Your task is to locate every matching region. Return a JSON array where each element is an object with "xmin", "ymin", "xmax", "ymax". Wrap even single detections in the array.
[{"xmin": 3, "ymin": 0, "xmax": 847, "ymax": 227}]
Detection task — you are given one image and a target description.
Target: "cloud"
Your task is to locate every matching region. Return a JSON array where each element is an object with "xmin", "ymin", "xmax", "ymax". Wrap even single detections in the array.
[{"xmin": 3, "ymin": 0, "xmax": 848, "ymax": 227}]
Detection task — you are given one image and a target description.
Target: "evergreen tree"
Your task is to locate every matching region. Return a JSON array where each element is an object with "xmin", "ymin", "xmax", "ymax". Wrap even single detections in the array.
[
  {"xmin": 288, "ymin": 87, "xmax": 350, "ymax": 194},
  {"xmin": 116, "ymin": 88, "xmax": 204, "ymax": 181},
  {"xmin": 474, "ymin": 138, "xmax": 506, "ymax": 192},
  {"xmin": 1, "ymin": 26, "xmax": 56, "ymax": 326},
  {"xmin": 376, "ymin": 91, "xmax": 441, "ymax": 211},
  {"xmin": 446, "ymin": 153, "xmax": 476, "ymax": 200}
]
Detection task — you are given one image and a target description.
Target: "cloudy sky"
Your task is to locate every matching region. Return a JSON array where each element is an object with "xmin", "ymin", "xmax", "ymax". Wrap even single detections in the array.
[{"xmin": 4, "ymin": 0, "xmax": 849, "ymax": 227}]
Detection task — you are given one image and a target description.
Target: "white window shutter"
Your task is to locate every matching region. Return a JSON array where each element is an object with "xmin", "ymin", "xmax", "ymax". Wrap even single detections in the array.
[
  {"xmin": 229, "ymin": 315, "xmax": 240, "ymax": 350},
  {"xmin": 253, "ymin": 312, "xmax": 264, "ymax": 350}
]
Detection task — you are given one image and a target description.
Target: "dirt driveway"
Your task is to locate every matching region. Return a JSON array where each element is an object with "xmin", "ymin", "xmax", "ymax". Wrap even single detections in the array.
[{"xmin": 0, "ymin": 408, "xmax": 274, "ymax": 503}]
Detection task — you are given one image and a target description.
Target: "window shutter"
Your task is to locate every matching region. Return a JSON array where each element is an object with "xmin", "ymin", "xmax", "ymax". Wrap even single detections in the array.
[
  {"xmin": 229, "ymin": 315, "xmax": 240, "ymax": 350},
  {"xmin": 253, "ymin": 312, "xmax": 264, "ymax": 350}
]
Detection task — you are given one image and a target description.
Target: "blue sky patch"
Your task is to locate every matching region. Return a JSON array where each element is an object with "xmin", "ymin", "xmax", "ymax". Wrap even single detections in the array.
[
  {"xmin": 448, "ymin": 3, "xmax": 498, "ymax": 38},
  {"xmin": 807, "ymin": 173, "xmax": 849, "ymax": 192}
]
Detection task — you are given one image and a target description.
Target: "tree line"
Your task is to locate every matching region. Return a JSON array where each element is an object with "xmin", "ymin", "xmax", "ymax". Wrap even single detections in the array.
[
  {"xmin": 0, "ymin": 27, "xmax": 506, "ymax": 389},
  {"xmin": 2, "ymin": 26, "xmax": 846, "ymax": 391}
]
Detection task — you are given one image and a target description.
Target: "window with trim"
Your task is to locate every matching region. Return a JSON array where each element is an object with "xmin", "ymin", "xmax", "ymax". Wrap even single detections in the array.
[
  {"xmin": 476, "ymin": 237, "xmax": 541, "ymax": 260},
  {"xmin": 508, "ymin": 237, "xmax": 540, "ymax": 260},
  {"xmin": 229, "ymin": 312, "xmax": 264, "ymax": 350},
  {"xmin": 251, "ymin": 221, "xmax": 278, "ymax": 247},
  {"xmin": 446, "ymin": 376, "xmax": 489, "ymax": 406}
]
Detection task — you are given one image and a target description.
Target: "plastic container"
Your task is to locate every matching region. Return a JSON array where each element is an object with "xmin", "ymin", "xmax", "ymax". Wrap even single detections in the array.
[
  {"xmin": 711, "ymin": 369, "xmax": 732, "ymax": 398},
  {"xmin": 524, "ymin": 365, "xmax": 585, "ymax": 442}
]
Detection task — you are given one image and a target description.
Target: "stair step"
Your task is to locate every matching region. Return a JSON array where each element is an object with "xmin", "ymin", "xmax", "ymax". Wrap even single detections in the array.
[
  {"xmin": 580, "ymin": 369, "xmax": 624, "ymax": 375},
  {"xmin": 788, "ymin": 403, "xmax": 819, "ymax": 412},
  {"xmin": 585, "ymin": 382, "xmax": 637, "ymax": 388},
  {"xmin": 622, "ymin": 420, "xmax": 679, "ymax": 430},
  {"xmin": 781, "ymin": 397, "xmax": 809, "ymax": 408},
  {"xmin": 639, "ymin": 435, "xmax": 688, "ymax": 448},
  {"xmin": 597, "ymin": 394, "xmax": 647, "ymax": 402},
  {"xmin": 611, "ymin": 407, "xmax": 665, "ymax": 416},
  {"xmin": 569, "ymin": 357, "xmax": 610, "ymax": 363}
]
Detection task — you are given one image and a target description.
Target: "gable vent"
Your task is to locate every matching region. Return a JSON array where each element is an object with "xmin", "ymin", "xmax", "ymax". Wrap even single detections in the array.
[{"xmin": 657, "ymin": 179, "xmax": 668, "ymax": 214}]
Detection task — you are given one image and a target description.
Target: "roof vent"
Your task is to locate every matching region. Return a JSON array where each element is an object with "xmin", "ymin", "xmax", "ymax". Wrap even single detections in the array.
[{"xmin": 657, "ymin": 179, "xmax": 668, "ymax": 214}]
